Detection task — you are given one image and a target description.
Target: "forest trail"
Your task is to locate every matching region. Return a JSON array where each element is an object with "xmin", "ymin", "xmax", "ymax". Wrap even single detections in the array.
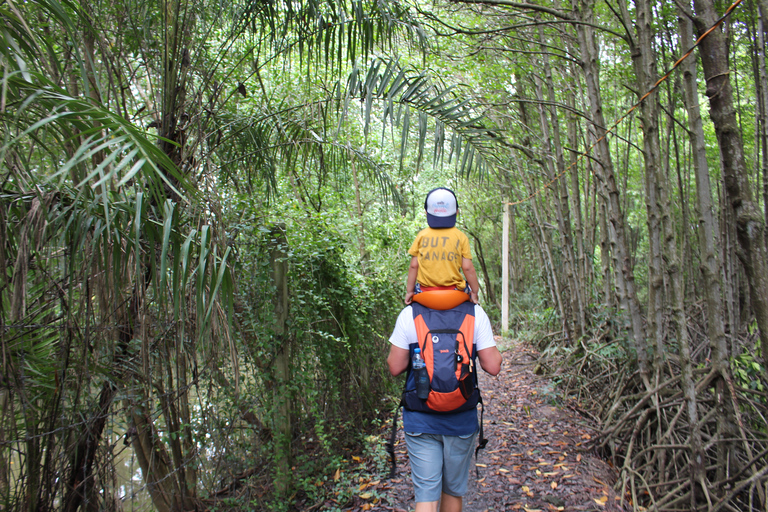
[{"xmin": 362, "ymin": 338, "xmax": 627, "ymax": 512}]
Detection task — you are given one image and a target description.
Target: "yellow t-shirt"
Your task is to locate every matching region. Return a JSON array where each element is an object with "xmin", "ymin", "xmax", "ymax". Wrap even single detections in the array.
[{"xmin": 408, "ymin": 226, "xmax": 472, "ymax": 289}]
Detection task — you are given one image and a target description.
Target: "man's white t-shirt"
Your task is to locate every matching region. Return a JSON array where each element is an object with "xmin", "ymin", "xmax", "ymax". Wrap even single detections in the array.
[{"xmin": 389, "ymin": 304, "xmax": 496, "ymax": 352}]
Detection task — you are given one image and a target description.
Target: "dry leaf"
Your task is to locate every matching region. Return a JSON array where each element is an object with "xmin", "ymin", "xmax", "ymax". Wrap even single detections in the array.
[
  {"xmin": 577, "ymin": 454, "xmax": 582, "ymax": 462},
  {"xmin": 550, "ymin": 481, "xmax": 558, "ymax": 490},
  {"xmin": 359, "ymin": 492, "xmax": 372, "ymax": 500},
  {"xmin": 499, "ymin": 468, "xmax": 510, "ymax": 473},
  {"xmin": 352, "ymin": 455, "xmax": 362, "ymax": 462},
  {"xmin": 333, "ymin": 468, "xmax": 341, "ymax": 481},
  {"xmin": 594, "ymin": 496, "xmax": 608, "ymax": 506}
]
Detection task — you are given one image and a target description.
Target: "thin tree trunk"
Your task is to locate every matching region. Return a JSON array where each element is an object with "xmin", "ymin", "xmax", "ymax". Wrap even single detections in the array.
[
  {"xmin": 270, "ymin": 225, "xmax": 292, "ymax": 498},
  {"xmin": 532, "ymin": 71, "xmax": 575, "ymax": 341},
  {"xmin": 531, "ymin": 186, "xmax": 566, "ymax": 329},
  {"xmin": 673, "ymin": 16, "xmax": 710, "ymax": 501},
  {"xmin": 574, "ymin": 0, "xmax": 649, "ymax": 382},
  {"xmin": 130, "ymin": 406, "xmax": 176, "ymax": 512},
  {"xmin": 537, "ymin": 30, "xmax": 585, "ymax": 337},
  {"xmin": 621, "ymin": 0, "xmax": 665, "ymax": 375},
  {"xmin": 351, "ymin": 155, "xmax": 368, "ymax": 273},
  {"xmin": 63, "ymin": 289, "xmax": 139, "ymax": 512},
  {"xmin": 566, "ymin": 90, "xmax": 590, "ymax": 317},
  {"xmin": 510, "ymin": 204, "xmax": 522, "ymax": 294},
  {"xmin": 757, "ymin": 1, "xmax": 768, "ymax": 247}
]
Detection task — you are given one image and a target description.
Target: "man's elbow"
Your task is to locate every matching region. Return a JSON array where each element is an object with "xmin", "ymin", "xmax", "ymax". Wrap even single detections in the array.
[
  {"xmin": 478, "ymin": 349, "xmax": 502, "ymax": 376},
  {"xmin": 387, "ymin": 352, "xmax": 408, "ymax": 376}
]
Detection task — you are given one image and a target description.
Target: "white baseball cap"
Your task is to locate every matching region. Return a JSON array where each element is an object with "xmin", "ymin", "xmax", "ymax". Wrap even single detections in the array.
[{"xmin": 424, "ymin": 188, "xmax": 458, "ymax": 228}]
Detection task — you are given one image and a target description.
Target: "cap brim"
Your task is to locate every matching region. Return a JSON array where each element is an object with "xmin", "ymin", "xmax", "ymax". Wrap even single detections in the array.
[{"xmin": 427, "ymin": 213, "xmax": 456, "ymax": 228}]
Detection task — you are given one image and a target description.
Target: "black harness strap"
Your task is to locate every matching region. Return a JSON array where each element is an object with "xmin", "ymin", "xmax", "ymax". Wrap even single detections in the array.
[{"xmin": 386, "ymin": 401, "xmax": 402, "ymax": 479}]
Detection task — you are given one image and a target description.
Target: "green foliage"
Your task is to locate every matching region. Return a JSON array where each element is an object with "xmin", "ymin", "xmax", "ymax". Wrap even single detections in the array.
[{"xmin": 732, "ymin": 342, "xmax": 765, "ymax": 394}]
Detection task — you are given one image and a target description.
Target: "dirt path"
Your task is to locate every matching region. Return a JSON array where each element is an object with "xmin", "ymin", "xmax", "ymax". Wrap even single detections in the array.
[{"xmin": 363, "ymin": 337, "xmax": 627, "ymax": 512}]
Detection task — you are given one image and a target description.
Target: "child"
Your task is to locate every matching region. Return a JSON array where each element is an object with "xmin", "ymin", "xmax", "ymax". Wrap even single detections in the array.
[{"xmin": 404, "ymin": 187, "xmax": 480, "ymax": 305}]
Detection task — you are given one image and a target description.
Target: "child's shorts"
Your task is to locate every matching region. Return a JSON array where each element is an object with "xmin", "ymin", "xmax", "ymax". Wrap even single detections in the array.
[{"xmin": 415, "ymin": 283, "xmax": 472, "ymax": 295}]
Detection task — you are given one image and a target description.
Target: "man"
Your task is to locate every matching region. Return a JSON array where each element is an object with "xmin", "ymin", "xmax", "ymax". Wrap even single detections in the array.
[{"xmin": 387, "ymin": 301, "xmax": 502, "ymax": 512}]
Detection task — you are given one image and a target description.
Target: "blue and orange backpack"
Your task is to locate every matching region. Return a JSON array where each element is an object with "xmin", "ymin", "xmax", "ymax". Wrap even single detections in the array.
[{"xmin": 387, "ymin": 298, "xmax": 488, "ymax": 478}]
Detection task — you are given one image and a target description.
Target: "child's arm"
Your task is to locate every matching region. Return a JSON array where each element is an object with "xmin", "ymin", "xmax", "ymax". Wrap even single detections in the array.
[
  {"xmin": 462, "ymin": 257, "xmax": 480, "ymax": 304},
  {"xmin": 404, "ymin": 256, "xmax": 419, "ymax": 305}
]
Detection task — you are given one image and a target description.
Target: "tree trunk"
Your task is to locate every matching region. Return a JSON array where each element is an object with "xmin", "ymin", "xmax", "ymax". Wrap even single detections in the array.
[
  {"xmin": 532, "ymin": 74, "xmax": 573, "ymax": 341},
  {"xmin": 63, "ymin": 290, "xmax": 139, "ymax": 512},
  {"xmin": 270, "ymin": 225, "xmax": 292, "ymax": 498},
  {"xmin": 693, "ymin": 0, "xmax": 768, "ymax": 375},
  {"xmin": 502, "ymin": 200, "xmax": 510, "ymax": 334},
  {"xmin": 621, "ymin": 0, "xmax": 665, "ymax": 374},
  {"xmin": 757, "ymin": 1, "xmax": 768, "ymax": 247},
  {"xmin": 130, "ymin": 405, "xmax": 177, "ymax": 512},
  {"xmin": 535, "ymin": 34, "xmax": 584, "ymax": 338},
  {"xmin": 574, "ymin": 0, "xmax": 649, "ymax": 381},
  {"xmin": 566, "ymin": 88, "xmax": 590, "ymax": 318},
  {"xmin": 676, "ymin": 13, "xmax": 713, "ymax": 502},
  {"xmin": 523, "ymin": 170, "xmax": 567, "ymax": 329}
]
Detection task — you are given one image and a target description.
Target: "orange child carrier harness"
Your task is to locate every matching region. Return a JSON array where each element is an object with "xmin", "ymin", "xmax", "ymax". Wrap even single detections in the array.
[
  {"xmin": 411, "ymin": 286, "xmax": 470, "ymax": 310},
  {"xmin": 387, "ymin": 293, "xmax": 487, "ymax": 479}
]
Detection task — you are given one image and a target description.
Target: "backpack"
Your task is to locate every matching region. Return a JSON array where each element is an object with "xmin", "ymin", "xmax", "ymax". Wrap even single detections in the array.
[{"xmin": 387, "ymin": 301, "xmax": 487, "ymax": 478}]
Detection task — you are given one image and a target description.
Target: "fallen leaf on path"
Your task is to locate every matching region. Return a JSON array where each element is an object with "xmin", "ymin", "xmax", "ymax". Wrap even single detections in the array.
[{"xmin": 594, "ymin": 496, "xmax": 608, "ymax": 506}]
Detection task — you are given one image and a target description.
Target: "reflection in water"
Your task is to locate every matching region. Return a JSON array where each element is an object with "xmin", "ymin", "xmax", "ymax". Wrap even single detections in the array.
[{"xmin": 113, "ymin": 435, "xmax": 151, "ymax": 510}]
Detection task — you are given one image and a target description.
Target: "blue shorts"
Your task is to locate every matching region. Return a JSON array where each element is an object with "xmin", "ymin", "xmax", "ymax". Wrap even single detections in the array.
[{"xmin": 404, "ymin": 431, "xmax": 478, "ymax": 503}]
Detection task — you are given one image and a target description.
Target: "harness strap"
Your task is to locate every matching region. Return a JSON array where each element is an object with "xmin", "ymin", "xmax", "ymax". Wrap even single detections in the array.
[
  {"xmin": 475, "ymin": 398, "xmax": 488, "ymax": 479},
  {"xmin": 386, "ymin": 401, "xmax": 402, "ymax": 479}
]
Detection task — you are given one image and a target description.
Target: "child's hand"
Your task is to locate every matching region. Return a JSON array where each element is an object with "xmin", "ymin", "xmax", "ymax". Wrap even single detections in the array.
[
  {"xmin": 404, "ymin": 292, "xmax": 414, "ymax": 305},
  {"xmin": 470, "ymin": 291, "xmax": 479, "ymax": 304}
]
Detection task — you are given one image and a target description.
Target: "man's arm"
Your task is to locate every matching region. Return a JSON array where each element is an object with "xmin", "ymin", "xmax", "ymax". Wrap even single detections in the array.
[
  {"xmin": 477, "ymin": 346, "xmax": 502, "ymax": 375},
  {"xmin": 404, "ymin": 256, "xmax": 419, "ymax": 304},
  {"xmin": 388, "ymin": 345, "xmax": 410, "ymax": 376},
  {"xmin": 461, "ymin": 257, "xmax": 480, "ymax": 304}
]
